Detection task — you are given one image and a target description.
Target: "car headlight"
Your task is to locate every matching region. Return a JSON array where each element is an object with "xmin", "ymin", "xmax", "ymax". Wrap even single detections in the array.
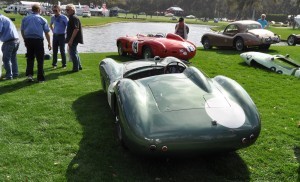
[{"xmin": 179, "ymin": 49, "xmax": 188, "ymax": 55}]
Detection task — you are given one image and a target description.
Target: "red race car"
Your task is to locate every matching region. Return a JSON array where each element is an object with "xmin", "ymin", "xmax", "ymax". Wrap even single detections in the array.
[{"xmin": 116, "ymin": 33, "xmax": 197, "ymax": 61}]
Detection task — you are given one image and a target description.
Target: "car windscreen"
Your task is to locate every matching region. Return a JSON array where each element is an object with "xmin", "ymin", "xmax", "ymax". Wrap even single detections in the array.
[
  {"xmin": 124, "ymin": 66, "xmax": 165, "ymax": 80},
  {"xmin": 246, "ymin": 24, "xmax": 262, "ymax": 30}
]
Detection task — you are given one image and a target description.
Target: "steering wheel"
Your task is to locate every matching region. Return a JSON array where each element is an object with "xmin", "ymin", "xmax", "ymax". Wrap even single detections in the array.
[
  {"xmin": 164, "ymin": 61, "xmax": 186, "ymax": 74},
  {"xmin": 154, "ymin": 33, "xmax": 165, "ymax": 38}
]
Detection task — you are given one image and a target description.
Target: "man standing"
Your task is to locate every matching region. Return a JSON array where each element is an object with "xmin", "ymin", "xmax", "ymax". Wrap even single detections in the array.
[
  {"xmin": 21, "ymin": 4, "xmax": 51, "ymax": 83},
  {"xmin": 257, "ymin": 14, "xmax": 268, "ymax": 29},
  {"xmin": 65, "ymin": 4, "xmax": 83, "ymax": 72},
  {"xmin": 0, "ymin": 13, "xmax": 19, "ymax": 80},
  {"xmin": 175, "ymin": 17, "xmax": 189, "ymax": 40},
  {"xmin": 50, "ymin": 5, "xmax": 68, "ymax": 69}
]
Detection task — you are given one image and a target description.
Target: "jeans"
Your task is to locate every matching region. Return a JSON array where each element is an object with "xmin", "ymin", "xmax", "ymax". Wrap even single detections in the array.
[
  {"xmin": 25, "ymin": 38, "xmax": 45, "ymax": 81},
  {"xmin": 1, "ymin": 40, "xmax": 19, "ymax": 79},
  {"xmin": 52, "ymin": 34, "xmax": 66, "ymax": 67},
  {"xmin": 69, "ymin": 42, "xmax": 82, "ymax": 71}
]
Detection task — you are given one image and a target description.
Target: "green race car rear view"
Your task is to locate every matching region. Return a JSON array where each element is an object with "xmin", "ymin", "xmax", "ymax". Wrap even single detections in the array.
[{"xmin": 99, "ymin": 56, "xmax": 261, "ymax": 155}]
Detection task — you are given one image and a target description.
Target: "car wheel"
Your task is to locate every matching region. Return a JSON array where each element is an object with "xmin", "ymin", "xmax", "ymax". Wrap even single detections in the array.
[
  {"xmin": 259, "ymin": 44, "xmax": 270, "ymax": 50},
  {"xmin": 101, "ymin": 76, "xmax": 106, "ymax": 93},
  {"xmin": 142, "ymin": 46, "xmax": 153, "ymax": 59},
  {"xmin": 117, "ymin": 42, "xmax": 127, "ymax": 56},
  {"xmin": 202, "ymin": 37, "xmax": 212, "ymax": 50},
  {"xmin": 115, "ymin": 106, "xmax": 127, "ymax": 149},
  {"xmin": 235, "ymin": 38, "xmax": 245, "ymax": 51},
  {"xmin": 276, "ymin": 70, "xmax": 283, "ymax": 74},
  {"xmin": 287, "ymin": 35, "xmax": 296, "ymax": 46},
  {"xmin": 270, "ymin": 67, "xmax": 276, "ymax": 72}
]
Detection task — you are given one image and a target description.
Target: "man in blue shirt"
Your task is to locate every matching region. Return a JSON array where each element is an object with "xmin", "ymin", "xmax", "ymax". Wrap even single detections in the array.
[
  {"xmin": 21, "ymin": 4, "xmax": 51, "ymax": 82},
  {"xmin": 50, "ymin": 5, "xmax": 68, "ymax": 69},
  {"xmin": 257, "ymin": 14, "xmax": 268, "ymax": 29},
  {"xmin": 0, "ymin": 14, "xmax": 19, "ymax": 80}
]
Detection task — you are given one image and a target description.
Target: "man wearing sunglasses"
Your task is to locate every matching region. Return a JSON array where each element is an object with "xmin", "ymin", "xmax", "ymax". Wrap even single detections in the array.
[
  {"xmin": 50, "ymin": 5, "xmax": 68, "ymax": 69},
  {"xmin": 65, "ymin": 4, "xmax": 83, "ymax": 72}
]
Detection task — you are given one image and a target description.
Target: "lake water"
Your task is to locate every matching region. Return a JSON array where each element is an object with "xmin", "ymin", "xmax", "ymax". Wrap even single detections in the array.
[{"xmin": 17, "ymin": 22, "xmax": 212, "ymax": 54}]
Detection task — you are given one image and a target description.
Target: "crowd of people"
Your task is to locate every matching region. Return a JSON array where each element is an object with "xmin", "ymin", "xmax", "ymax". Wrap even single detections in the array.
[{"xmin": 0, "ymin": 4, "xmax": 83, "ymax": 83}]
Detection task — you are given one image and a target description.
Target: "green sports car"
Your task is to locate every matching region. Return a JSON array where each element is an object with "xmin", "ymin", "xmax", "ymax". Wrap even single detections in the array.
[{"xmin": 99, "ymin": 56, "xmax": 261, "ymax": 155}]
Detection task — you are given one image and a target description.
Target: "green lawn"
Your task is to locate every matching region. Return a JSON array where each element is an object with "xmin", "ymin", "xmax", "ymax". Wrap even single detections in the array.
[{"xmin": 0, "ymin": 46, "xmax": 299, "ymax": 181}]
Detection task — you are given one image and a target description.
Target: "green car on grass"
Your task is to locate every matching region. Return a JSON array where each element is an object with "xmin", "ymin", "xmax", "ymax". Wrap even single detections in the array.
[{"xmin": 99, "ymin": 56, "xmax": 261, "ymax": 156}]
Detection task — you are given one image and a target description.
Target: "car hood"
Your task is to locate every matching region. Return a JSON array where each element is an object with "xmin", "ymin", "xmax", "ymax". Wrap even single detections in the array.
[
  {"xmin": 141, "ymin": 37, "xmax": 195, "ymax": 48},
  {"xmin": 247, "ymin": 29, "xmax": 276, "ymax": 37},
  {"xmin": 240, "ymin": 51, "xmax": 274, "ymax": 62}
]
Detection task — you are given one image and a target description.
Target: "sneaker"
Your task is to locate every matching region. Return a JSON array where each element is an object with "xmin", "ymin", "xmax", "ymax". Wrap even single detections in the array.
[
  {"xmin": 27, "ymin": 75, "xmax": 34, "ymax": 82},
  {"xmin": 1, "ymin": 77, "xmax": 13, "ymax": 81},
  {"xmin": 53, "ymin": 66, "xmax": 57, "ymax": 69},
  {"xmin": 38, "ymin": 80, "xmax": 45, "ymax": 83},
  {"xmin": 79, "ymin": 67, "xmax": 82, "ymax": 70},
  {"xmin": 62, "ymin": 66, "xmax": 66, "ymax": 69}
]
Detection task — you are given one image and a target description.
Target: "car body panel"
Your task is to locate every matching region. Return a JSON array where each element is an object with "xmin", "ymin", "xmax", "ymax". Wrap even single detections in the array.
[
  {"xmin": 240, "ymin": 51, "xmax": 300, "ymax": 77},
  {"xmin": 99, "ymin": 56, "xmax": 261, "ymax": 155},
  {"xmin": 117, "ymin": 33, "xmax": 196, "ymax": 60},
  {"xmin": 201, "ymin": 20, "xmax": 280, "ymax": 50}
]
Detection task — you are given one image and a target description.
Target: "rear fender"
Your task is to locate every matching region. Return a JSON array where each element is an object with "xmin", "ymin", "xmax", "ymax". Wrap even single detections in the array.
[
  {"xmin": 115, "ymin": 79, "xmax": 149, "ymax": 137},
  {"xmin": 213, "ymin": 76, "xmax": 260, "ymax": 127}
]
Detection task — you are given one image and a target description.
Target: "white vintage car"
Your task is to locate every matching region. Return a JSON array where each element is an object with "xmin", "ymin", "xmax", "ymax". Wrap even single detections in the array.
[{"xmin": 240, "ymin": 51, "xmax": 300, "ymax": 78}]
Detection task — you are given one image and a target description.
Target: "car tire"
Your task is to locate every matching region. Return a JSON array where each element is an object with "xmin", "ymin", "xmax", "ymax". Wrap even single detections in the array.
[
  {"xmin": 276, "ymin": 70, "xmax": 283, "ymax": 74},
  {"xmin": 117, "ymin": 42, "xmax": 127, "ymax": 56},
  {"xmin": 270, "ymin": 67, "xmax": 276, "ymax": 72},
  {"xmin": 202, "ymin": 37, "xmax": 212, "ymax": 50},
  {"xmin": 101, "ymin": 76, "xmax": 106, "ymax": 93},
  {"xmin": 142, "ymin": 46, "xmax": 153, "ymax": 59},
  {"xmin": 235, "ymin": 38, "xmax": 245, "ymax": 51},
  {"xmin": 287, "ymin": 35, "xmax": 296, "ymax": 46},
  {"xmin": 115, "ymin": 106, "xmax": 127, "ymax": 149}
]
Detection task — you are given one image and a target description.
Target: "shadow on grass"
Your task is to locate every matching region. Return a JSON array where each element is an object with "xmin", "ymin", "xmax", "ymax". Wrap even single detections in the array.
[
  {"xmin": 68, "ymin": 91, "xmax": 250, "ymax": 181},
  {"xmin": 198, "ymin": 47, "xmax": 280, "ymax": 55},
  {"xmin": 105, "ymin": 55, "xmax": 136, "ymax": 62},
  {"xmin": 0, "ymin": 70, "xmax": 72, "ymax": 95}
]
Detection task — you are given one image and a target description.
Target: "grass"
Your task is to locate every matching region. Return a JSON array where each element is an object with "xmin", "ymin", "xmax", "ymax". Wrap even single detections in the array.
[{"xmin": 0, "ymin": 46, "xmax": 299, "ymax": 181}]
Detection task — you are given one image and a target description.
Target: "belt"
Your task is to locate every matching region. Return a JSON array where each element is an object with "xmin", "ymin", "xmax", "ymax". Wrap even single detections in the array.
[
  {"xmin": 4, "ymin": 38, "xmax": 19, "ymax": 43},
  {"xmin": 53, "ymin": 33, "xmax": 65, "ymax": 36}
]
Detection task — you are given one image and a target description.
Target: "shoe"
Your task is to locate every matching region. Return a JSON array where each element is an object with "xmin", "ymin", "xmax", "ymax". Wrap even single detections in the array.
[
  {"xmin": 1, "ymin": 77, "xmax": 13, "ymax": 81},
  {"xmin": 79, "ymin": 67, "xmax": 82, "ymax": 70},
  {"xmin": 62, "ymin": 66, "xmax": 66, "ymax": 69},
  {"xmin": 72, "ymin": 69, "xmax": 79, "ymax": 72},
  {"xmin": 27, "ymin": 75, "xmax": 34, "ymax": 82},
  {"xmin": 38, "ymin": 80, "xmax": 45, "ymax": 83},
  {"xmin": 53, "ymin": 66, "xmax": 57, "ymax": 69}
]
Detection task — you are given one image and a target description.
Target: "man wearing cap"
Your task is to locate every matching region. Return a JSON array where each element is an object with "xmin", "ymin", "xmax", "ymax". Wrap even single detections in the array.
[
  {"xmin": 21, "ymin": 4, "xmax": 51, "ymax": 83},
  {"xmin": 175, "ymin": 17, "xmax": 189, "ymax": 40},
  {"xmin": 0, "ymin": 13, "xmax": 19, "ymax": 80}
]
